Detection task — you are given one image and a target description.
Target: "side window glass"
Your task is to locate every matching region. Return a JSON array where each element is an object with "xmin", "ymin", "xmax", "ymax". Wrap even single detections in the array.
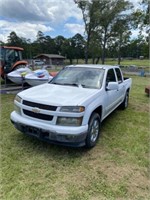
[
  {"xmin": 106, "ymin": 69, "xmax": 116, "ymax": 84},
  {"xmin": 14, "ymin": 50, "xmax": 19, "ymax": 62},
  {"xmin": 115, "ymin": 68, "xmax": 123, "ymax": 83}
]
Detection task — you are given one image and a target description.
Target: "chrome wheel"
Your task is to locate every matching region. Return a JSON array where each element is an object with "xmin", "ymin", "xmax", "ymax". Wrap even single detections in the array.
[
  {"xmin": 125, "ymin": 92, "xmax": 129, "ymax": 108},
  {"xmin": 85, "ymin": 112, "xmax": 101, "ymax": 148},
  {"xmin": 90, "ymin": 119, "xmax": 99, "ymax": 143},
  {"xmin": 120, "ymin": 91, "xmax": 129, "ymax": 110}
]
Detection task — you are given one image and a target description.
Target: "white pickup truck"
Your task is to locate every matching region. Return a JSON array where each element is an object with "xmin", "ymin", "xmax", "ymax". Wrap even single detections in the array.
[{"xmin": 11, "ymin": 65, "xmax": 132, "ymax": 148}]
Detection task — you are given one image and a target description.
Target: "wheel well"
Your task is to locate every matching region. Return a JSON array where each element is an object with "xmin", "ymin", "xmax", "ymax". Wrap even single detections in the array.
[
  {"xmin": 127, "ymin": 88, "xmax": 130, "ymax": 93},
  {"xmin": 92, "ymin": 106, "xmax": 102, "ymax": 118}
]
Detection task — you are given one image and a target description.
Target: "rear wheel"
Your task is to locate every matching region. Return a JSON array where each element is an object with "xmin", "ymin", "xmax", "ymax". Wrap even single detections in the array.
[
  {"xmin": 120, "ymin": 91, "xmax": 129, "ymax": 110},
  {"xmin": 85, "ymin": 112, "xmax": 101, "ymax": 148}
]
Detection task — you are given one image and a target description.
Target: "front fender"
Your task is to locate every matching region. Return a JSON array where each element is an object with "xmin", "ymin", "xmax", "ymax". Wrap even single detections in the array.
[{"xmin": 82, "ymin": 95, "xmax": 104, "ymax": 125}]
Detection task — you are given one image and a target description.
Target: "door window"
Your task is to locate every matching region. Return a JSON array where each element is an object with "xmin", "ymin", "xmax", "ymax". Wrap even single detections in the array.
[
  {"xmin": 106, "ymin": 69, "xmax": 116, "ymax": 85},
  {"xmin": 115, "ymin": 68, "xmax": 123, "ymax": 83}
]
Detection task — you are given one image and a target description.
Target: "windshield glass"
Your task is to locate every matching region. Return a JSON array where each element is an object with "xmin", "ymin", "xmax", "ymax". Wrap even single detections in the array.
[{"xmin": 50, "ymin": 67, "xmax": 104, "ymax": 89}]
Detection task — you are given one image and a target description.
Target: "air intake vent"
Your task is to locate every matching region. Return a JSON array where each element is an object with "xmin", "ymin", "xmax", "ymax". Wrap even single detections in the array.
[{"xmin": 23, "ymin": 100, "xmax": 57, "ymax": 111}]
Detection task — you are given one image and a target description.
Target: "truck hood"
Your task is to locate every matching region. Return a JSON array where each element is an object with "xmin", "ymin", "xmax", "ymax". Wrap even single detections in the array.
[{"xmin": 19, "ymin": 83, "xmax": 98, "ymax": 106}]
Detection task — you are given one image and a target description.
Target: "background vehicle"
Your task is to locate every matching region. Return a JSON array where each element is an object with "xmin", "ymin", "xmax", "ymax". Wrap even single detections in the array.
[
  {"xmin": 0, "ymin": 46, "xmax": 28, "ymax": 78},
  {"xmin": 11, "ymin": 65, "xmax": 132, "ymax": 148},
  {"xmin": 33, "ymin": 60, "xmax": 44, "ymax": 65}
]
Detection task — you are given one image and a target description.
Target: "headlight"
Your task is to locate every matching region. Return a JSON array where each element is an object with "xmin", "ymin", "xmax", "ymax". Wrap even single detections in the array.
[
  {"xmin": 60, "ymin": 106, "xmax": 85, "ymax": 113},
  {"xmin": 56, "ymin": 117, "xmax": 83, "ymax": 126},
  {"xmin": 14, "ymin": 95, "xmax": 22, "ymax": 103},
  {"xmin": 14, "ymin": 105, "xmax": 21, "ymax": 115}
]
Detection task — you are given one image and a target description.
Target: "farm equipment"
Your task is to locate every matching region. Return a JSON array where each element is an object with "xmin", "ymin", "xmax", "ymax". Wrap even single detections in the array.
[{"xmin": 0, "ymin": 46, "xmax": 28, "ymax": 79}]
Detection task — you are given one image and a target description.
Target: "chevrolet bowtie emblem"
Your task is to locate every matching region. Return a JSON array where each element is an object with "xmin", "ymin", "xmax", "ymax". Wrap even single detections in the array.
[{"xmin": 32, "ymin": 107, "xmax": 40, "ymax": 113}]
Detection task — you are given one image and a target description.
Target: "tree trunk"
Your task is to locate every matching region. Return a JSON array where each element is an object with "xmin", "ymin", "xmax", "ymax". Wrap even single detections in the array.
[
  {"xmin": 101, "ymin": 31, "xmax": 107, "ymax": 64},
  {"xmin": 96, "ymin": 57, "xmax": 100, "ymax": 64},
  {"xmin": 69, "ymin": 58, "xmax": 73, "ymax": 64},
  {"xmin": 92, "ymin": 57, "xmax": 95, "ymax": 64},
  {"xmin": 118, "ymin": 49, "xmax": 121, "ymax": 65},
  {"xmin": 101, "ymin": 44, "xmax": 106, "ymax": 64},
  {"xmin": 85, "ymin": 39, "xmax": 89, "ymax": 64},
  {"xmin": 118, "ymin": 33, "xmax": 122, "ymax": 65}
]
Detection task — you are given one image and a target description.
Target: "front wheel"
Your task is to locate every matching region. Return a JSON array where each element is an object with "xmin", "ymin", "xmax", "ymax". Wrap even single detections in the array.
[{"xmin": 85, "ymin": 112, "xmax": 101, "ymax": 148}]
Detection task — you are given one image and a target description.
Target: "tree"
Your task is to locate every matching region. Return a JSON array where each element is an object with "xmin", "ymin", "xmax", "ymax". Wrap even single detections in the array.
[
  {"xmin": 71, "ymin": 33, "xmax": 85, "ymax": 63},
  {"xmin": 88, "ymin": 31, "xmax": 102, "ymax": 64},
  {"xmin": 75, "ymin": 0, "xmax": 133, "ymax": 64},
  {"xmin": 112, "ymin": 16, "xmax": 132, "ymax": 64},
  {"xmin": 7, "ymin": 31, "xmax": 22, "ymax": 46},
  {"xmin": 95, "ymin": 0, "xmax": 133, "ymax": 64},
  {"xmin": 35, "ymin": 31, "xmax": 47, "ymax": 54},
  {"xmin": 61, "ymin": 38, "xmax": 76, "ymax": 64},
  {"xmin": 75, "ymin": 0, "xmax": 98, "ymax": 63},
  {"xmin": 54, "ymin": 35, "xmax": 66, "ymax": 54}
]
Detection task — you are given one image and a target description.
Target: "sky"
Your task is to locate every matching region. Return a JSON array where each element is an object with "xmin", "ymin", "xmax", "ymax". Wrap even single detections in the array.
[{"xmin": 0, "ymin": 0, "xmax": 141, "ymax": 43}]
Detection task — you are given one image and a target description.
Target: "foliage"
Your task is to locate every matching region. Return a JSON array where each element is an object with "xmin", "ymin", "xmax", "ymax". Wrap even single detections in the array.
[
  {"xmin": 75, "ymin": 0, "xmax": 134, "ymax": 64},
  {"xmin": 75, "ymin": 0, "xmax": 99, "ymax": 64},
  {"xmin": 1, "ymin": 0, "xmax": 149, "ymax": 63}
]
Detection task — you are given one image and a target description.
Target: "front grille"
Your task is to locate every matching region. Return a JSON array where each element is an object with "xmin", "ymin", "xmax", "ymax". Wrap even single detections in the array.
[
  {"xmin": 23, "ymin": 109, "xmax": 53, "ymax": 121},
  {"xmin": 23, "ymin": 100, "xmax": 57, "ymax": 111}
]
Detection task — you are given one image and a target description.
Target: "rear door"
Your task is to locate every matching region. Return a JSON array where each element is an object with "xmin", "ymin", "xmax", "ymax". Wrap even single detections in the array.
[{"xmin": 115, "ymin": 68, "xmax": 126, "ymax": 103}]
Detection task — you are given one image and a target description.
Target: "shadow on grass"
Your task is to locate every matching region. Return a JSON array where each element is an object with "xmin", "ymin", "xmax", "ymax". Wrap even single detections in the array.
[{"xmin": 11, "ymin": 130, "xmax": 89, "ymax": 161}]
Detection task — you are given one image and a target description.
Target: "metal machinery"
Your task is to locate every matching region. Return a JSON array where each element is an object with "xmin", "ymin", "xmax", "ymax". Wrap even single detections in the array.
[{"xmin": 0, "ymin": 46, "xmax": 28, "ymax": 78}]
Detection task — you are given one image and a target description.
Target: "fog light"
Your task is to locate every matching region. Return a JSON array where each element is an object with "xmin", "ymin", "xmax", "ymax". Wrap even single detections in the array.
[{"xmin": 56, "ymin": 117, "xmax": 82, "ymax": 126}]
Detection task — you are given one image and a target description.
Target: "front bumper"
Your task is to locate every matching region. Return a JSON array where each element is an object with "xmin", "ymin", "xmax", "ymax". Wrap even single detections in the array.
[{"xmin": 10, "ymin": 111, "xmax": 88, "ymax": 147}]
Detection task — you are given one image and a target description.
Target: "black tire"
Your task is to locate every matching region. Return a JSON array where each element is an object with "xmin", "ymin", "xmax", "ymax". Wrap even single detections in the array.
[
  {"xmin": 120, "ymin": 91, "xmax": 129, "ymax": 110},
  {"xmin": 85, "ymin": 112, "xmax": 101, "ymax": 148},
  {"xmin": 14, "ymin": 64, "xmax": 26, "ymax": 70}
]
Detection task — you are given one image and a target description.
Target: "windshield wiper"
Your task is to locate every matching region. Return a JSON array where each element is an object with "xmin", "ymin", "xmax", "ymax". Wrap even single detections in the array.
[
  {"xmin": 51, "ymin": 82, "xmax": 93, "ymax": 88},
  {"xmin": 50, "ymin": 82, "xmax": 79, "ymax": 87},
  {"xmin": 50, "ymin": 82, "xmax": 63, "ymax": 85},
  {"xmin": 61, "ymin": 83, "xmax": 79, "ymax": 87}
]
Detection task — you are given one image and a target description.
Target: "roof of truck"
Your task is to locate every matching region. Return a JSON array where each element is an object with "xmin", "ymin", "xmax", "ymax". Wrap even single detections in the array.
[{"xmin": 67, "ymin": 64, "xmax": 120, "ymax": 69}]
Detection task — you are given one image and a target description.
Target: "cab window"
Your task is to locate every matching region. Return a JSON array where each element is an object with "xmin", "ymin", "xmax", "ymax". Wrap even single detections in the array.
[
  {"xmin": 106, "ymin": 69, "xmax": 116, "ymax": 85},
  {"xmin": 115, "ymin": 68, "xmax": 123, "ymax": 83}
]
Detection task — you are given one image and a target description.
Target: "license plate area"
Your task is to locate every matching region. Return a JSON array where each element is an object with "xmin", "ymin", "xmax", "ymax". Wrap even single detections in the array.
[{"xmin": 22, "ymin": 125, "xmax": 40, "ymax": 137}]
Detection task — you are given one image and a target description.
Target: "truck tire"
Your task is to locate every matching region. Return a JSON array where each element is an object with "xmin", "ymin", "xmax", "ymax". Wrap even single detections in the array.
[
  {"xmin": 120, "ymin": 91, "xmax": 129, "ymax": 110},
  {"xmin": 85, "ymin": 112, "xmax": 101, "ymax": 148}
]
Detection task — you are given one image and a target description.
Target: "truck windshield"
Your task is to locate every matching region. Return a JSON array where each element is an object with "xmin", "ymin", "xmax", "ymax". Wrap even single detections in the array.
[{"xmin": 50, "ymin": 67, "xmax": 104, "ymax": 89}]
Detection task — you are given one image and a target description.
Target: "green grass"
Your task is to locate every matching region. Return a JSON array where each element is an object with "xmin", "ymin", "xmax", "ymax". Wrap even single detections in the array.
[
  {"xmin": 1, "ymin": 76, "xmax": 149, "ymax": 200},
  {"xmin": 105, "ymin": 59, "xmax": 149, "ymax": 67},
  {"xmin": 65, "ymin": 59, "xmax": 149, "ymax": 68}
]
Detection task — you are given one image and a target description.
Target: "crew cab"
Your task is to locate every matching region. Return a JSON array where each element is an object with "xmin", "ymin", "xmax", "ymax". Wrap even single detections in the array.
[{"xmin": 11, "ymin": 65, "xmax": 132, "ymax": 148}]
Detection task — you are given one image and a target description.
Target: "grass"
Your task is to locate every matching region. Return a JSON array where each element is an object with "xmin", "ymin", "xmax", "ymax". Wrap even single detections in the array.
[
  {"xmin": 65, "ymin": 59, "xmax": 149, "ymax": 69},
  {"xmin": 0, "ymin": 76, "xmax": 150, "ymax": 200},
  {"xmin": 105, "ymin": 59, "xmax": 149, "ymax": 68}
]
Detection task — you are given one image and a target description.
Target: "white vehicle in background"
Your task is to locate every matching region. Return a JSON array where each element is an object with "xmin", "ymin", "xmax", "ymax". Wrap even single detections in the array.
[
  {"xmin": 25, "ymin": 69, "xmax": 53, "ymax": 86},
  {"xmin": 33, "ymin": 60, "xmax": 44, "ymax": 65},
  {"xmin": 7, "ymin": 67, "xmax": 32, "ymax": 84},
  {"xmin": 11, "ymin": 65, "xmax": 132, "ymax": 148}
]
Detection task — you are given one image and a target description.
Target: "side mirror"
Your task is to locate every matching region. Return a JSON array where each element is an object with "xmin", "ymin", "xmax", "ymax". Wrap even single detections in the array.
[{"xmin": 106, "ymin": 82, "xmax": 119, "ymax": 91}]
